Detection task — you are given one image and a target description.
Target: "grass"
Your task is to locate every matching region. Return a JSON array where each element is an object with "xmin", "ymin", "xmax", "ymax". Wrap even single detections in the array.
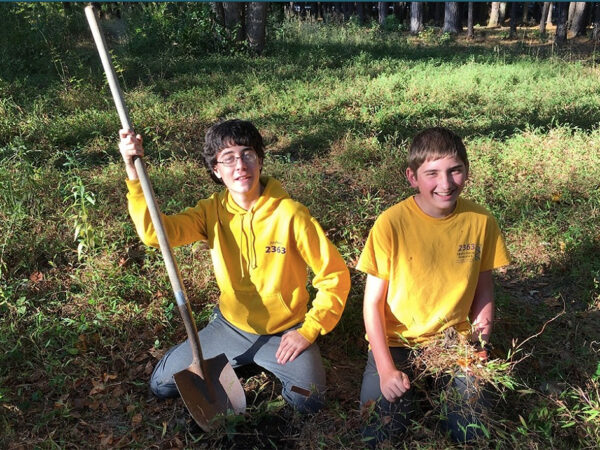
[{"xmin": 1, "ymin": 3, "xmax": 600, "ymax": 448}]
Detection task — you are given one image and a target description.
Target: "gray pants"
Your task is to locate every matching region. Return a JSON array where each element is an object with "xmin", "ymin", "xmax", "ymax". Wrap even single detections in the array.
[
  {"xmin": 150, "ymin": 308, "xmax": 326, "ymax": 413},
  {"xmin": 360, "ymin": 348, "xmax": 489, "ymax": 443}
]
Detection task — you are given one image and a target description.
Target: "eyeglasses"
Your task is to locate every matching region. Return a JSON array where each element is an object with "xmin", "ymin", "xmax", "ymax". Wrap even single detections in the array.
[{"xmin": 216, "ymin": 150, "xmax": 259, "ymax": 167}]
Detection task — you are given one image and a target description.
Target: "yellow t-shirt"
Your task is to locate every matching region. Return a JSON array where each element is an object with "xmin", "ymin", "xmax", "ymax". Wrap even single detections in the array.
[{"xmin": 357, "ymin": 196, "xmax": 511, "ymax": 347}]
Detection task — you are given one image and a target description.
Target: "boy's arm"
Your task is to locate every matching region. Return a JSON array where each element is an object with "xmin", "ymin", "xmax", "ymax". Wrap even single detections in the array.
[
  {"xmin": 119, "ymin": 130, "xmax": 208, "ymax": 248},
  {"xmin": 277, "ymin": 215, "xmax": 350, "ymax": 365},
  {"xmin": 364, "ymin": 274, "xmax": 410, "ymax": 402},
  {"xmin": 469, "ymin": 270, "xmax": 494, "ymax": 356}
]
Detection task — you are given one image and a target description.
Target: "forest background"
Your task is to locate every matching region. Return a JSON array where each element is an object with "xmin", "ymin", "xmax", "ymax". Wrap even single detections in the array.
[{"xmin": 1, "ymin": 2, "xmax": 599, "ymax": 448}]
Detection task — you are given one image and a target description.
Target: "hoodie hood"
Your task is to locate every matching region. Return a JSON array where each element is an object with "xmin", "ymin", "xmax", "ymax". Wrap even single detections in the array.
[{"xmin": 223, "ymin": 176, "xmax": 290, "ymax": 216}]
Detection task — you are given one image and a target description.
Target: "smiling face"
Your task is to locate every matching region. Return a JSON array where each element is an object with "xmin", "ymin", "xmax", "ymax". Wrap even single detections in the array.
[
  {"xmin": 406, "ymin": 155, "xmax": 468, "ymax": 218},
  {"xmin": 213, "ymin": 144, "xmax": 263, "ymax": 209}
]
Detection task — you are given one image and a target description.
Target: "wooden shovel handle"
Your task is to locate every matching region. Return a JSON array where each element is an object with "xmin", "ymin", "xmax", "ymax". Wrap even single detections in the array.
[{"xmin": 84, "ymin": 5, "xmax": 207, "ymax": 373}]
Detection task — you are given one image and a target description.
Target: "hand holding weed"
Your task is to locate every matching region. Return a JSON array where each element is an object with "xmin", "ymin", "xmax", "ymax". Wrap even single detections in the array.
[
  {"xmin": 276, "ymin": 330, "xmax": 310, "ymax": 365},
  {"xmin": 380, "ymin": 368, "xmax": 411, "ymax": 402},
  {"xmin": 119, "ymin": 129, "xmax": 144, "ymax": 180}
]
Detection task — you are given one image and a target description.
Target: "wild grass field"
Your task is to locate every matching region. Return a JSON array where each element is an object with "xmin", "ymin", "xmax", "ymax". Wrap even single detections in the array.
[{"xmin": 1, "ymin": 3, "xmax": 599, "ymax": 448}]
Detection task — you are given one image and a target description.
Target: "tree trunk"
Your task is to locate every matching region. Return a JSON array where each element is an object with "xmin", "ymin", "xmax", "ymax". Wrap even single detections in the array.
[
  {"xmin": 570, "ymin": 2, "xmax": 588, "ymax": 36},
  {"xmin": 393, "ymin": 2, "xmax": 400, "ymax": 20},
  {"xmin": 593, "ymin": 2, "xmax": 600, "ymax": 40},
  {"xmin": 467, "ymin": 2, "xmax": 474, "ymax": 38},
  {"xmin": 211, "ymin": 2, "xmax": 225, "ymax": 26},
  {"xmin": 540, "ymin": 2, "xmax": 550, "ymax": 34},
  {"xmin": 567, "ymin": 1, "xmax": 576, "ymax": 29},
  {"xmin": 357, "ymin": 2, "xmax": 365, "ymax": 24},
  {"xmin": 223, "ymin": 2, "xmax": 244, "ymax": 42},
  {"xmin": 498, "ymin": 2, "xmax": 507, "ymax": 24},
  {"xmin": 489, "ymin": 2, "xmax": 500, "ymax": 27},
  {"xmin": 378, "ymin": 2, "xmax": 388, "ymax": 26},
  {"xmin": 246, "ymin": 2, "xmax": 266, "ymax": 54},
  {"xmin": 509, "ymin": 2, "xmax": 519, "ymax": 38},
  {"xmin": 343, "ymin": 2, "xmax": 353, "ymax": 21},
  {"xmin": 434, "ymin": 2, "xmax": 444, "ymax": 26},
  {"xmin": 443, "ymin": 2, "xmax": 461, "ymax": 34},
  {"xmin": 522, "ymin": 2, "xmax": 529, "ymax": 24},
  {"xmin": 410, "ymin": 2, "xmax": 423, "ymax": 34},
  {"xmin": 555, "ymin": 1, "xmax": 569, "ymax": 44}
]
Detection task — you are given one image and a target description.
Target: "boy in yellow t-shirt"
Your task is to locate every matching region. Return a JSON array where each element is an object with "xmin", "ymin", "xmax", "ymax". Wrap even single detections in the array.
[{"xmin": 357, "ymin": 127, "xmax": 510, "ymax": 443}]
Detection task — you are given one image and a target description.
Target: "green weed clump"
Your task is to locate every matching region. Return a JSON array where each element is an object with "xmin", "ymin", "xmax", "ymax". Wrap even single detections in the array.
[{"xmin": 1, "ymin": 11, "xmax": 600, "ymax": 449}]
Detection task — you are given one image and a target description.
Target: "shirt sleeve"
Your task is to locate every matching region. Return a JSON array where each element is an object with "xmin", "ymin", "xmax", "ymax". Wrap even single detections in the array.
[
  {"xmin": 293, "ymin": 212, "xmax": 351, "ymax": 343},
  {"xmin": 356, "ymin": 214, "xmax": 391, "ymax": 280},
  {"xmin": 126, "ymin": 179, "xmax": 208, "ymax": 247},
  {"xmin": 480, "ymin": 215, "xmax": 511, "ymax": 272}
]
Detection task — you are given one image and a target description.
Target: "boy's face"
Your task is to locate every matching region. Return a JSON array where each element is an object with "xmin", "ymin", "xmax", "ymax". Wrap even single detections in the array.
[
  {"xmin": 213, "ymin": 144, "xmax": 263, "ymax": 202},
  {"xmin": 406, "ymin": 155, "xmax": 468, "ymax": 218}
]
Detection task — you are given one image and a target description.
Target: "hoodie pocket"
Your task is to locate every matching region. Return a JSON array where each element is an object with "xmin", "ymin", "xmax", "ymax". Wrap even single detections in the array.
[
  {"xmin": 263, "ymin": 292, "xmax": 292, "ymax": 315},
  {"xmin": 219, "ymin": 290, "xmax": 293, "ymax": 333}
]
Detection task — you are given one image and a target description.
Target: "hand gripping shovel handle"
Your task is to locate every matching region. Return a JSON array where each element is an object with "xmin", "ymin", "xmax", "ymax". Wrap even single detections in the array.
[{"xmin": 84, "ymin": 6, "xmax": 211, "ymax": 385}]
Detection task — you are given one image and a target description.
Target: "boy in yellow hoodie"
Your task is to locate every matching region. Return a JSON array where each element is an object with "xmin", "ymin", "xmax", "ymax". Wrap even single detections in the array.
[{"xmin": 119, "ymin": 119, "xmax": 350, "ymax": 413}]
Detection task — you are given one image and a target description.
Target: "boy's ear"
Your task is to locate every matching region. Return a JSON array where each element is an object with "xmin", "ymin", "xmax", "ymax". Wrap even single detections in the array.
[{"xmin": 406, "ymin": 167, "xmax": 419, "ymax": 188}]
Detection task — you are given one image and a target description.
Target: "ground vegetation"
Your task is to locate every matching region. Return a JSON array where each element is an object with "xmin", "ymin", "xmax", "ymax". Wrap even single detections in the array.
[{"xmin": 1, "ymin": 3, "xmax": 599, "ymax": 448}]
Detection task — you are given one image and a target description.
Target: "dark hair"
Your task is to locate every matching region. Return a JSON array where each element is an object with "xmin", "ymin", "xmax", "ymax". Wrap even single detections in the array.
[
  {"xmin": 203, "ymin": 119, "xmax": 265, "ymax": 184},
  {"xmin": 408, "ymin": 127, "xmax": 469, "ymax": 174}
]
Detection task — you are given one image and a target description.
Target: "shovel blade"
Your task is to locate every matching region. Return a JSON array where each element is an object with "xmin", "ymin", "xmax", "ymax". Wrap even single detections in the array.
[{"xmin": 174, "ymin": 353, "xmax": 246, "ymax": 431}]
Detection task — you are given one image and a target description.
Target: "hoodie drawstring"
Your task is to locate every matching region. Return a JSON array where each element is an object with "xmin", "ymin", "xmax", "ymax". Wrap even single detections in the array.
[
  {"xmin": 249, "ymin": 210, "xmax": 258, "ymax": 270},
  {"xmin": 239, "ymin": 216, "xmax": 246, "ymax": 279},
  {"xmin": 239, "ymin": 211, "xmax": 258, "ymax": 278}
]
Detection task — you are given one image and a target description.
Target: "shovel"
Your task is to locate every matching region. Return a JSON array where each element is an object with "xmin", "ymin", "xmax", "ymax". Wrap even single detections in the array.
[{"xmin": 84, "ymin": 6, "xmax": 246, "ymax": 430}]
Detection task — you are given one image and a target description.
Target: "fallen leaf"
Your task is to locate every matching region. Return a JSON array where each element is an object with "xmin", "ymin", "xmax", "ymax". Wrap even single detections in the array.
[
  {"xmin": 103, "ymin": 373, "xmax": 117, "ymax": 382},
  {"xmin": 88, "ymin": 401, "xmax": 100, "ymax": 411},
  {"xmin": 89, "ymin": 382, "xmax": 105, "ymax": 396},
  {"xmin": 72, "ymin": 398, "xmax": 86, "ymax": 410},
  {"xmin": 100, "ymin": 432, "xmax": 113, "ymax": 446},
  {"xmin": 76, "ymin": 334, "xmax": 87, "ymax": 352},
  {"xmin": 149, "ymin": 347, "xmax": 166, "ymax": 360},
  {"xmin": 29, "ymin": 271, "xmax": 44, "ymax": 282},
  {"xmin": 131, "ymin": 413, "xmax": 142, "ymax": 427},
  {"xmin": 144, "ymin": 360, "xmax": 154, "ymax": 375},
  {"xmin": 112, "ymin": 386, "xmax": 124, "ymax": 398}
]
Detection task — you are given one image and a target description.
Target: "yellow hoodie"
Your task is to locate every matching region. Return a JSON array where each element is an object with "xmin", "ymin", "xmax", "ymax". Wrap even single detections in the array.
[{"xmin": 126, "ymin": 176, "xmax": 350, "ymax": 343}]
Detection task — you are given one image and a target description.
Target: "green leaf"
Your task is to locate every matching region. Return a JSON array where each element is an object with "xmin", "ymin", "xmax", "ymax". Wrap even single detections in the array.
[{"xmin": 519, "ymin": 415, "xmax": 527, "ymax": 428}]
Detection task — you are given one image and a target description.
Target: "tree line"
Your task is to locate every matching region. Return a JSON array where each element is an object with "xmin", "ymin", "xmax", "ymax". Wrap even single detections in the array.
[
  {"xmin": 210, "ymin": 2, "xmax": 600, "ymax": 51},
  {"xmin": 78, "ymin": 2, "xmax": 600, "ymax": 54}
]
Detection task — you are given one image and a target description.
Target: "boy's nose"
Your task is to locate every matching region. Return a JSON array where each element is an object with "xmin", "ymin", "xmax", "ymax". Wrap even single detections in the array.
[
  {"xmin": 440, "ymin": 173, "xmax": 454, "ymax": 188},
  {"xmin": 234, "ymin": 155, "xmax": 247, "ymax": 169}
]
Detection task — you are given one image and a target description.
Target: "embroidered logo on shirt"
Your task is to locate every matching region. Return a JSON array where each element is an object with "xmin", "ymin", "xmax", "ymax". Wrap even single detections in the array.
[{"xmin": 457, "ymin": 243, "xmax": 481, "ymax": 263}]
